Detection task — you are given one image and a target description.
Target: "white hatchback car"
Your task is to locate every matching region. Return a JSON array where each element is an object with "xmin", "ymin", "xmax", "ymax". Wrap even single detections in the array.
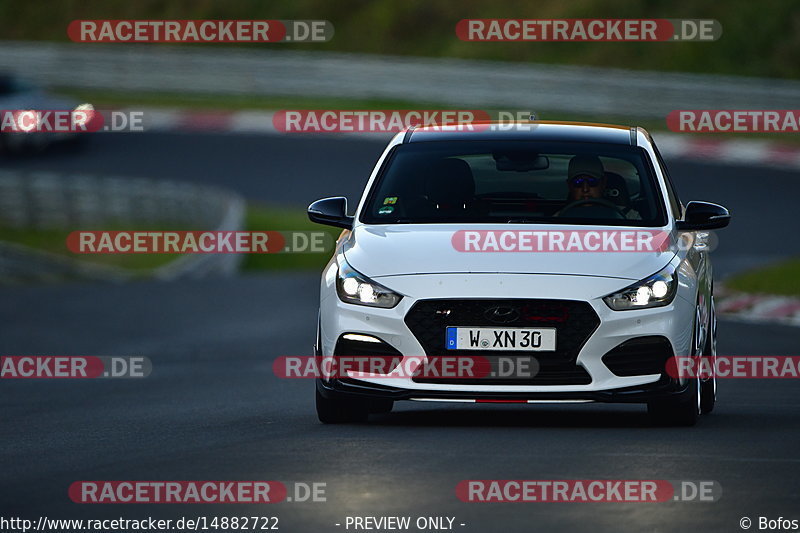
[{"xmin": 309, "ymin": 122, "xmax": 730, "ymax": 426}]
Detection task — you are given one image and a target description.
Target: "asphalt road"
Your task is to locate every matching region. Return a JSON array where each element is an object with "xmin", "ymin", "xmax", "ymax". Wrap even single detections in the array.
[
  {"xmin": 1, "ymin": 132, "xmax": 799, "ymax": 533},
  {"xmin": 2, "ymin": 276, "xmax": 799, "ymax": 532}
]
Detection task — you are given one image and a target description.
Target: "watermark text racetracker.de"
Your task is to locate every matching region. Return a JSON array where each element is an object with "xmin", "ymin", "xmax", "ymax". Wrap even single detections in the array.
[
  {"xmin": 458, "ymin": 480, "xmax": 721, "ymax": 502},
  {"xmin": 273, "ymin": 110, "xmax": 555, "ymax": 133},
  {"xmin": 0, "ymin": 356, "xmax": 151, "ymax": 379},
  {"xmin": 67, "ymin": 480, "xmax": 325, "ymax": 503},
  {"xmin": 67, "ymin": 231, "xmax": 333, "ymax": 254},
  {"xmin": 0, "ymin": 109, "xmax": 143, "ymax": 133},
  {"xmin": 456, "ymin": 19, "xmax": 721, "ymax": 41},
  {"xmin": 68, "ymin": 20, "xmax": 333, "ymax": 43}
]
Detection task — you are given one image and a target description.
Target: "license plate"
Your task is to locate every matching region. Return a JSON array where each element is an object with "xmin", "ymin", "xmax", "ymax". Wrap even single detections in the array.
[{"xmin": 446, "ymin": 327, "xmax": 556, "ymax": 351}]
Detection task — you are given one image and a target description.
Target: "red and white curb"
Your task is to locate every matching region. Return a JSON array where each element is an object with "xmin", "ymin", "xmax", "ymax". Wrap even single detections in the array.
[
  {"xmin": 655, "ymin": 135, "xmax": 800, "ymax": 170},
  {"xmin": 717, "ymin": 288, "xmax": 800, "ymax": 326},
  {"xmin": 132, "ymin": 108, "xmax": 800, "ymax": 171}
]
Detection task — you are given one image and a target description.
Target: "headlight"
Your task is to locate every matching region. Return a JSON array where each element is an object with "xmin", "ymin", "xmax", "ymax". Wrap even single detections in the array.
[
  {"xmin": 336, "ymin": 255, "xmax": 402, "ymax": 308},
  {"xmin": 603, "ymin": 264, "xmax": 677, "ymax": 311},
  {"xmin": 73, "ymin": 103, "xmax": 94, "ymax": 128}
]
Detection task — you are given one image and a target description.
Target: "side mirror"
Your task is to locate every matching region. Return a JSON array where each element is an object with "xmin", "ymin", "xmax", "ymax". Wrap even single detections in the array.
[
  {"xmin": 307, "ymin": 197, "xmax": 354, "ymax": 229},
  {"xmin": 676, "ymin": 201, "xmax": 731, "ymax": 230}
]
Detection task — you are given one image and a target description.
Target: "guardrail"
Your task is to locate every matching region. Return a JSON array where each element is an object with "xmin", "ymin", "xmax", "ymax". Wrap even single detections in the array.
[
  {"xmin": 0, "ymin": 171, "xmax": 245, "ymax": 282},
  {"xmin": 1, "ymin": 41, "xmax": 800, "ymax": 118}
]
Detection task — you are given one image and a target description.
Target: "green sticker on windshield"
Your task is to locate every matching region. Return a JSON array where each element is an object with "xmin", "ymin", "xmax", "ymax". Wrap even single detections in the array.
[
  {"xmin": 378, "ymin": 206, "xmax": 394, "ymax": 215},
  {"xmin": 383, "ymin": 196, "xmax": 398, "ymax": 205}
]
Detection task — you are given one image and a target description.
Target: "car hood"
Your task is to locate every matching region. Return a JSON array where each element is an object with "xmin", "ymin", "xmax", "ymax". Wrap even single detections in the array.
[{"xmin": 343, "ymin": 224, "xmax": 677, "ymax": 281}]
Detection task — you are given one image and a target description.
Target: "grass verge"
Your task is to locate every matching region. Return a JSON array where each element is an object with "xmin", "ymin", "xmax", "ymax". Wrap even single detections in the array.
[
  {"xmin": 725, "ymin": 258, "xmax": 800, "ymax": 297},
  {"xmin": 241, "ymin": 204, "xmax": 340, "ymax": 272},
  {"xmin": 0, "ymin": 226, "xmax": 180, "ymax": 270},
  {"xmin": 0, "ymin": 204, "xmax": 337, "ymax": 274}
]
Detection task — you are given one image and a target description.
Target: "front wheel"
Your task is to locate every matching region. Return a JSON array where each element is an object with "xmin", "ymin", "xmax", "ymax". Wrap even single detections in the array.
[
  {"xmin": 316, "ymin": 389, "xmax": 369, "ymax": 424},
  {"xmin": 648, "ymin": 304, "xmax": 704, "ymax": 426},
  {"xmin": 700, "ymin": 295, "xmax": 717, "ymax": 414},
  {"xmin": 647, "ymin": 378, "xmax": 700, "ymax": 426}
]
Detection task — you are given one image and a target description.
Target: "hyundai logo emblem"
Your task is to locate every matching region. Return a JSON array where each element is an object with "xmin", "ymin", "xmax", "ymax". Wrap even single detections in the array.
[{"xmin": 484, "ymin": 306, "xmax": 520, "ymax": 324}]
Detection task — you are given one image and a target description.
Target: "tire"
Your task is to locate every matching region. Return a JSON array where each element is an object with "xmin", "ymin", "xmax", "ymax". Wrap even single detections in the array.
[
  {"xmin": 314, "ymin": 313, "xmax": 322, "ymax": 357},
  {"xmin": 314, "ymin": 312, "xmax": 369, "ymax": 423},
  {"xmin": 647, "ymin": 305, "xmax": 703, "ymax": 427},
  {"xmin": 700, "ymin": 295, "xmax": 717, "ymax": 414},
  {"xmin": 314, "ymin": 311, "xmax": 389, "ymax": 420},
  {"xmin": 647, "ymin": 378, "xmax": 700, "ymax": 427},
  {"xmin": 316, "ymin": 388, "xmax": 369, "ymax": 424}
]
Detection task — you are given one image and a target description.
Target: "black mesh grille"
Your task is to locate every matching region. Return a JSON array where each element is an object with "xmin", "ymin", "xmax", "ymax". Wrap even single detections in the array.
[
  {"xmin": 404, "ymin": 299, "xmax": 600, "ymax": 385},
  {"xmin": 602, "ymin": 336, "xmax": 673, "ymax": 377},
  {"xmin": 332, "ymin": 334, "xmax": 404, "ymax": 381}
]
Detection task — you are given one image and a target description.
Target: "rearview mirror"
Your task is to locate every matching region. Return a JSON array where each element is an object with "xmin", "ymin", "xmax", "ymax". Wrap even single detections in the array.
[
  {"xmin": 307, "ymin": 197, "xmax": 354, "ymax": 229},
  {"xmin": 493, "ymin": 152, "xmax": 550, "ymax": 171},
  {"xmin": 676, "ymin": 201, "xmax": 731, "ymax": 230}
]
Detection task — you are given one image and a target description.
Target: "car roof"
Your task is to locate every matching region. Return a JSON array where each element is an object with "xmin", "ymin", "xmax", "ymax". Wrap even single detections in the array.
[{"xmin": 405, "ymin": 121, "xmax": 647, "ymax": 146}]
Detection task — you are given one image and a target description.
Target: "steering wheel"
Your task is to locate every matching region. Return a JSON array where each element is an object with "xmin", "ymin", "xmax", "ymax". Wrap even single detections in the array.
[{"xmin": 556, "ymin": 198, "xmax": 626, "ymax": 219}]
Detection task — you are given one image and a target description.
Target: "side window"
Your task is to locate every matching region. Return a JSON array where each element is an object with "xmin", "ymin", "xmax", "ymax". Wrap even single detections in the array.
[{"xmin": 651, "ymin": 142, "xmax": 683, "ymax": 219}]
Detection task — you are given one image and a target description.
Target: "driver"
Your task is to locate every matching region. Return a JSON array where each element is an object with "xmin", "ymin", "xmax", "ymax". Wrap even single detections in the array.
[
  {"xmin": 566, "ymin": 154, "xmax": 606, "ymax": 201},
  {"xmin": 558, "ymin": 155, "xmax": 640, "ymax": 219}
]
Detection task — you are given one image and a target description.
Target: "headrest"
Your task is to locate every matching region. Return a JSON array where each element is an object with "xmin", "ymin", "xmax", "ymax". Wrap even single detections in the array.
[
  {"xmin": 603, "ymin": 171, "xmax": 630, "ymax": 206},
  {"xmin": 425, "ymin": 159, "xmax": 475, "ymax": 203}
]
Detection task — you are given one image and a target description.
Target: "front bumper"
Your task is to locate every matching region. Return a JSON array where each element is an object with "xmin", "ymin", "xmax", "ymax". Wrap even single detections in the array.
[
  {"xmin": 318, "ymin": 273, "xmax": 696, "ymax": 399},
  {"xmin": 317, "ymin": 375, "xmax": 693, "ymax": 403}
]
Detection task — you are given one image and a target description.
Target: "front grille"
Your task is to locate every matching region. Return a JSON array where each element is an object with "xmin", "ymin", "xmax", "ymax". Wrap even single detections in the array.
[
  {"xmin": 404, "ymin": 299, "xmax": 599, "ymax": 385},
  {"xmin": 602, "ymin": 336, "xmax": 673, "ymax": 377}
]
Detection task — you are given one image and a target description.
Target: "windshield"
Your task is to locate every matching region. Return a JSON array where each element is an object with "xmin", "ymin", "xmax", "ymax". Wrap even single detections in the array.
[{"xmin": 360, "ymin": 140, "xmax": 667, "ymax": 227}]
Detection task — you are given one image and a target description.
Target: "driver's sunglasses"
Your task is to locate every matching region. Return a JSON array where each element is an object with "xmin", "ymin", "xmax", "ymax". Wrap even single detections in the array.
[{"xmin": 569, "ymin": 176, "xmax": 601, "ymax": 187}]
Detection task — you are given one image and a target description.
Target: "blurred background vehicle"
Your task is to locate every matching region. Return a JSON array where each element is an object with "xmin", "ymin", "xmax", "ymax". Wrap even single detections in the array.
[{"xmin": 0, "ymin": 73, "xmax": 87, "ymax": 155}]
